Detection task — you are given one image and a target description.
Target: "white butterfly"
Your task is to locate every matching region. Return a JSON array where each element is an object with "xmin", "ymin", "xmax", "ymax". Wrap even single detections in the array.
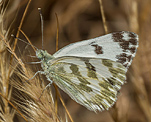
[{"xmin": 35, "ymin": 31, "xmax": 138, "ymax": 112}]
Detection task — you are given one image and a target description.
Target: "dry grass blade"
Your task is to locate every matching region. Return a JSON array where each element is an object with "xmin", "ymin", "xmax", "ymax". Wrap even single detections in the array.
[
  {"xmin": 0, "ymin": 92, "xmax": 27, "ymax": 121},
  {"xmin": 0, "ymin": 1, "xmax": 64, "ymax": 122},
  {"xmin": 19, "ymin": 29, "xmax": 36, "ymax": 52},
  {"xmin": 12, "ymin": 0, "xmax": 32, "ymax": 52},
  {"xmin": 7, "ymin": 0, "xmax": 32, "ymax": 86},
  {"xmin": 0, "ymin": 0, "xmax": 22, "ymax": 121},
  {"xmin": 98, "ymin": 0, "xmax": 108, "ymax": 34}
]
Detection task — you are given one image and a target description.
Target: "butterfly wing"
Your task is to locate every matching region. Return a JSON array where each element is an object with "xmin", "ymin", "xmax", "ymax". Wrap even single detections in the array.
[
  {"xmin": 49, "ymin": 57, "xmax": 127, "ymax": 112},
  {"xmin": 53, "ymin": 31, "xmax": 138, "ymax": 69}
]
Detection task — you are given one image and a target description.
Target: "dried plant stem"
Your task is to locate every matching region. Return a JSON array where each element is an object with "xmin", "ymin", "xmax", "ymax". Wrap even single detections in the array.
[
  {"xmin": 19, "ymin": 29, "xmax": 36, "ymax": 52},
  {"xmin": 14, "ymin": 0, "xmax": 32, "ymax": 50},
  {"xmin": 45, "ymin": 0, "xmax": 93, "ymax": 40},
  {"xmin": 1, "ymin": 33, "xmax": 28, "ymax": 121},
  {"xmin": 54, "ymin": 12, "xmax": 74, "ymax": 121},
  {"xmin": 54, "ymin": 13, "xmax": 59, "ymax": 115},
  {"xmin": 99, "ymin": 0, "xmax": 108, "ymax": 34},
  {"xmin": 7, "ymin": 0, "xmax": 32, "ymax": 100},
  {"xmin": 1, "ymin": 34, "xmax": 27, "ymax": 73},
  {"xmin": 0, "ymin": 92, "xmax": 27, "ymax": 122},
  {"xmin": 129, "ymin": 0, "xmax": 139, "ymax": 33},
  {"xmin": 54, "ymin": 13, "xmax": 74, "ymax": 122},
  {"xmin": 54, "ymin": 84, "xmax": 74, "ymax": 122}
]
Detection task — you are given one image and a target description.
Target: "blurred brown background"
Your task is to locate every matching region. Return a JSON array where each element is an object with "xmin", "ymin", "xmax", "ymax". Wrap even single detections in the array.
[{"xmin": 2, "ymin": 0, "xmax": 151, "ymax": 122}]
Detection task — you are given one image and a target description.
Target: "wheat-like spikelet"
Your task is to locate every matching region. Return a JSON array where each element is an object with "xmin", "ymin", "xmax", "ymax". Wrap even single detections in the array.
[
  {"xmin": 0, "ymin": 1, "xmax": 65, "ymax": 122},
  {"xmin": 0, "ymin": 0, "xmax": 18, "ymax": 121},
  {"xmin": 11, "ymin": 65, "xmax": 61, "ymax": 122}
]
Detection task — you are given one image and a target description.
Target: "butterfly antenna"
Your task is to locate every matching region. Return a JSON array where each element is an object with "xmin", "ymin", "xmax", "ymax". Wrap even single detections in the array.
[
  {"xmin": 38, "ymin": 8, "xmax": 44, "ymax": 50},
  {"xmin": 55, "ymin": 13, "xmax": 59, "ymax": 51},
  {"xmin": 11, "ymin": 34, "xmax": 38, "ymax": 51}
]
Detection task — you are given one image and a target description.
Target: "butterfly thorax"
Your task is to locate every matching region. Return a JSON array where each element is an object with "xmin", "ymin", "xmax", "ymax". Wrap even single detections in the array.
[
  {"xmin": 36, "ymin": 49, "xmax": 54, "ymax": 71},
  {"xmin": 36, "ymin": 49, "xmax": 54, "ymax": 61}
]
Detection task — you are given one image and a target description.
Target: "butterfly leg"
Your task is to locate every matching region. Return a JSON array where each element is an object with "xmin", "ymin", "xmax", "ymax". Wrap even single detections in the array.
[
  {"xmin": 27, "ymin": 55, "xmax": 37, "ymax": 58},
  {"xmin": 26, "ymin": 61, "xmax": 42, "ymax": 64},
  {"xmin": 26, "ymin": 71, "xmax": 45, "ymax": 82},
  {"xmin": 39, "ymin": 79, "xmax": 53, "ymax": 99}
]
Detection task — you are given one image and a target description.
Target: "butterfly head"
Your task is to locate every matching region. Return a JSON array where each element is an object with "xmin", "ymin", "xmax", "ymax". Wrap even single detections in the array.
[{"xmin": 36, "ymin": 49, "xmax": 53, "ymax": 61}]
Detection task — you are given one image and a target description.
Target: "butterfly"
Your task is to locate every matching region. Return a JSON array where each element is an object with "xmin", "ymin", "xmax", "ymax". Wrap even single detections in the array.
[{"xmin": 35, "ymin": 31, "xmax": 138, "ymax": 112}]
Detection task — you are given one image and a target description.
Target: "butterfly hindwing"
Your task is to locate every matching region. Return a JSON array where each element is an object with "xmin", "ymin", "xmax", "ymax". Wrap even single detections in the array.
[{"xmin": 47, "ymin": 56, "xmax": 127, "ymax": 112}]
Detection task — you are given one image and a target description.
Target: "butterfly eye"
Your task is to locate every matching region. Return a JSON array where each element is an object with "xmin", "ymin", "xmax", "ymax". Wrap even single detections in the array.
[{"xmin": 36, "ymin": 50, "xmax": 44, "ymax": 59}]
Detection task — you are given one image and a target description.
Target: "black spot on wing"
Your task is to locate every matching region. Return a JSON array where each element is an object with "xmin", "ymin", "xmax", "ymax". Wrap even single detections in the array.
[{"xmin": 91, "ymin": 44, "xmax": 103, "ymax": 54}]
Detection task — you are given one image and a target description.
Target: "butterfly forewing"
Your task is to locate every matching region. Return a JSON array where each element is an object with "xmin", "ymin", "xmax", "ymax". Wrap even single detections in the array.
[
  {"xmin": 48, "ymin": 56, "xmax": 127, "ymax": 111},
  {"xmin": 53, "ymin": 31, "xmax": 138, "ymax": 69}
]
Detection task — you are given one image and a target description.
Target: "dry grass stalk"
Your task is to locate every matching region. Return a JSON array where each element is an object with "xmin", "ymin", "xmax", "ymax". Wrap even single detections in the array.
[
  {"xmin": 0, "ymin": 0, "xmax": 64, "ymax": 122},
  {"xmin": 0, "ymin": 0, "xmax": 20, "ymax": 121},
  {"xmin": 11, "ymin": 66, "xmax": 61, "ymax": 122},
  {"xmin": 98, "ymin": 0, "xmax": 108, "ymax": 34}
]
